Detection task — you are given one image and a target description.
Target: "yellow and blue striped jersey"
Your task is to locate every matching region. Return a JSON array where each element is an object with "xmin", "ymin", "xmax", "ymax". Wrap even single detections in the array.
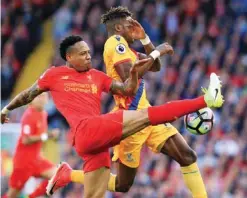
[{"xmin": 103, "ymin": 35, "xmax": 150, "ymax": 110}]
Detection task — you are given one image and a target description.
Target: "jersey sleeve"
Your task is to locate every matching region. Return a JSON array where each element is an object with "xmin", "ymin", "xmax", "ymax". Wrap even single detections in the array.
[
  {"xmin": 105, "ymin": 35, "xmax": 132, "ymax": 66},
  {"xmin": 97, "ymin": 70, "xmax": 113, "ymax": 93},
  {"xmin": 37, "ymin": 67, "xmax": 55, "ymax": 90}
]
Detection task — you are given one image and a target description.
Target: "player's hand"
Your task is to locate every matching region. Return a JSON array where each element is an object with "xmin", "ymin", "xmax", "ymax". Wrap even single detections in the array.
[
  {"xmin": 1, "ymin": 113, "xmax": 9, "ymax": 124},
  {"xmin": 156, "ymin": 42, "xmax": 174, "ymax": 56},
  {"xmin": 49, "ymin": 128, "xmax": 60, "ymax": 140},
  {"xmin": 128, "ymin": 19, "xmax": 146, "ymax": 40}
]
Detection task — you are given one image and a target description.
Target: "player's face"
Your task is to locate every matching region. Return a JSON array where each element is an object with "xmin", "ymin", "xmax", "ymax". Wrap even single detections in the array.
[
  {"xmin": 67, "ymin": 41, "xmax": 92, "ymax": 72},
  {"xmin": 32, "ymin": 92, "xmax": 48, "ymax": 110},
  {"xmin": 120, "ymin": 17, "xmax": 135, "ymax": 44}
]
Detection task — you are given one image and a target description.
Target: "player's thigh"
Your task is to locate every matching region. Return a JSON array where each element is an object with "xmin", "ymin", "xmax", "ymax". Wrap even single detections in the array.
[
  {"xmin": 33, "ymin": 158, "xmax": 55, "ymax": 179},
  {"xmin": 122, "ymin": 109, "xmax": 150, "ymax": 139},
  {"xmin": 7, "ymin": 188, "xmax": 20, "ymax": 198},
  {"xmin": 84, "ymin": 167, "xmax": 110, "ymax": 198},
  {"xmin": 116, "ymin": 127, "xmax": 150, "ymax": 168},
  {"xmin": 146, "ymin": 123, "xmax": 178, "ymax": 153},
  {"xmin": 75, "ymin": 111, "xmax": 124, "ymax": 154},
  {"xmin": 9, "ymin": 167, "xmax": 31, "ymax": 192}
]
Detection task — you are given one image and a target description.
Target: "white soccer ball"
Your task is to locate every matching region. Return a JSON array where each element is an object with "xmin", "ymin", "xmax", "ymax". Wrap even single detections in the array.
[{"xmin": 184, "ymin": 107, "xmax": 214, "ymax": 135}]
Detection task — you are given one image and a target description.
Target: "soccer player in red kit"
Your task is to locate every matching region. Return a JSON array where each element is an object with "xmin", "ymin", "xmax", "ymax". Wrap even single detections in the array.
[
  {"xmin": 1, "ymin": 35, "xmax": 223, "ymax": 198},
  {"xmin": 3, "ymin": 93, "xmax": 59, "ymax": 198}
]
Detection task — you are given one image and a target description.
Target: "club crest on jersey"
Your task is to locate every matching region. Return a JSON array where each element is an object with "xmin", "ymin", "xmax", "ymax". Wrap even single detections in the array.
[
  {"xmin": 91, "ymin": 84, "xmax": 98, "ymax": 94},
  {"xmin": 87, "ymin": 75, "xmax": 92, "ymax": 81},
  {"xmin": 116, "ymin": 44, "xmax": 126, "ymax": 54},
  {"xmin": 61, "ymin": 76, "xmax": 69, "ymax": 80},
  {"xmin": 126, "ymin": 153, "xmax": 134, "ymax": 162}
]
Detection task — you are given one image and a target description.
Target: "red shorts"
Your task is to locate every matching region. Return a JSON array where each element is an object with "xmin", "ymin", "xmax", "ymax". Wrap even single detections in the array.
[
  {"xmin": 74, "ymin": 111, "xmax": 123, "ymax": 172},
  {"xmin": 9, "ymin": 157, "xmax": 54, "ymax": 190}
]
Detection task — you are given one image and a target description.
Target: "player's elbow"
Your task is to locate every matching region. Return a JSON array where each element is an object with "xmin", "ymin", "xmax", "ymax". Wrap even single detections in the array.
[
  {"xmin": 125, "ymin": 87, "xmax": 137, "ymax": 96},
  {"xmin": 22, "ymin": 137, "xmax": 31, "ymax": 145},
  {"xmin": 116, "ymin": 182, "xmax": 133, "ymax": 193},
  {"xmin": 154, "ymin": 65, "xmax": 161, "ymax": 72},
  {"xmin": 150, "ymin": 63, "xmax": 161, "ymax": 72}
]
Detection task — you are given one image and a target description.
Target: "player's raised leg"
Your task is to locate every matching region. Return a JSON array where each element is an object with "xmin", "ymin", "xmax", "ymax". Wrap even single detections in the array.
[
  {"xmin": 123, "ymin": 72, "xmax": 223, "ymax": 137},
  {"xmin": 160, "ymin": 133, "xmax": 207, "ymax": 198}
]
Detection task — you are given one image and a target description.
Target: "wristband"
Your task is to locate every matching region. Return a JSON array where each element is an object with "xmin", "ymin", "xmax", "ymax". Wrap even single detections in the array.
[
  {"xmin": 149, "ymin": 50, "xmax": 161, "ymax": 60},
  {"xmin": 41, "ymin": 133, "xmax": 48, "ymax": 141},
  {"xmin": 1, "ymin": 107, "xmax": 10, "ymax": 114},
  {"xmin": 140, "ymin": 34, "xmax": 151, "ymax": 45}
]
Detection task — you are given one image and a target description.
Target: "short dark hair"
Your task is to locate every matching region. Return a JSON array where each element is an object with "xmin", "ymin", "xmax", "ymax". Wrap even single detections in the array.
[
  {"xmin": 101, "ymin": 6, "xmax": 133, "ymax": 24},
  {"xmin": 59, "ymin": 35, "xmax": 83, "ymax": 61}
]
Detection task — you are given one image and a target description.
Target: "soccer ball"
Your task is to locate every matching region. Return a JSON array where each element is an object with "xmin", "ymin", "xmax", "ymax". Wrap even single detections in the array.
[{"xmin": 184, "ymin": 107, "xmax": 214, "ymax": 135}]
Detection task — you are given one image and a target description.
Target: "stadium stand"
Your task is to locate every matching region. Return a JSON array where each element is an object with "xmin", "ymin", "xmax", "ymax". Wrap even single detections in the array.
[{"xmin": 1, "ymin": 0, "xmax": 247, "ymax": 197}]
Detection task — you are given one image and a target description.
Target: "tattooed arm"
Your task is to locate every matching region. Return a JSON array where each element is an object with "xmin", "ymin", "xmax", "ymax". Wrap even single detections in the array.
[
  {"xmin": 1, "ymin": 82, "xmax": 46, "ymax": 124},
  {"xmin": 110, "ymin": 58, "xmax": 150, "ymax": 96}
]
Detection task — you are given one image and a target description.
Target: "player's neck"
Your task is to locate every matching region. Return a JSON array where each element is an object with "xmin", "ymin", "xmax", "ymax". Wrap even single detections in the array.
[
  {"xmin": 66, "ymin": 62, "xmax": 89, "ymax": 73},
  {"xmin": 108, "ymin": 31, "xmax": 122, "ymax": 38}
]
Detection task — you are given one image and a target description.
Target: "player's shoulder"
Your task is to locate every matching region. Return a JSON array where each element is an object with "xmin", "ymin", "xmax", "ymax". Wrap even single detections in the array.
[
  {"xmin": 90, "ymin": 69, "xmax": 105, "ymax": 76},
  {"xmin": 21, "ymin": 107, "xmax": 36, "ymax": 122},
  {"xmin": 90, "ymin": 69, "xmax": 110, "ymax": 80},
  {"xmin": 48, "ymin": 66, "xmax": 67, "ymax": 73},
  {"xmin": 105, "ymin": 35, "xmax": 128, "ymax": 48},
  {"xmin": 41, "ymin": 65, "xmax": 69, "ymax": 77},
  {"xmin": 41, "ymin": 66, "xmax": 57, "ymax": 76}
]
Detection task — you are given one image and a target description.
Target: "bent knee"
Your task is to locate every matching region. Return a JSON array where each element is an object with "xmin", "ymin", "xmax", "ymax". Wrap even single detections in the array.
[
  {"xmin": 179, "ymin": 149, "xmax": 197, "ymax": 166},
  {"xmin": 116, "ymin": 183, "xmax": 133, "ymax": 193}
]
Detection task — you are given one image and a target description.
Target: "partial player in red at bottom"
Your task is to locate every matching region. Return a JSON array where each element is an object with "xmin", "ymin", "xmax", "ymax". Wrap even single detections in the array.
[{"xmin": 2, "ymin": 93, "xmax": 59, "ymax": 198}]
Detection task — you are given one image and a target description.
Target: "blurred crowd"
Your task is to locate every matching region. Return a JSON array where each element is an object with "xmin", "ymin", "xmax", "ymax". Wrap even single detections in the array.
[
  {"xmin": 1, "ymin": 0, "xmax": 63, "ymax": 101},
  {"xmin": 1, "ymin": 0, "xmax": 247, "ymax": 197}
]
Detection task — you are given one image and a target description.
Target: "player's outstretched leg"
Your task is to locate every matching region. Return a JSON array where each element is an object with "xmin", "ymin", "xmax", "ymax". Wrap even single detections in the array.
[{"xmin": 122, "ymin": 73, "xmax": 223, "ymax": 138}]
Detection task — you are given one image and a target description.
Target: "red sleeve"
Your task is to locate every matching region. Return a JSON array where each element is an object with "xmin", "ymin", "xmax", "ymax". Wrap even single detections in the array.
[
  {"xmin": 21, "ymin": 114, "xmax": 37, "ymax": 137},
  {"xmin": 96, "ymin": 70, "xmax": 113, "ymax": 93},
  {"xmin": 104, "ymin": 76, "xmax": 113, "ymax": 93},
  {"xmin": 37, "ymin": 67, "xmax": 55, "ymax": 90}
]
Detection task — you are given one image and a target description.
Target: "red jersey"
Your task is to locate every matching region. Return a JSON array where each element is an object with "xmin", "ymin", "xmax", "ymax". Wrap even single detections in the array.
[
  {"xmin": 37, "ymin": 66, "xmax": 113, "ymax": 130},
  {"xmin": 14, "ymin": 107, "xmax": 48, "ymax": 165}
]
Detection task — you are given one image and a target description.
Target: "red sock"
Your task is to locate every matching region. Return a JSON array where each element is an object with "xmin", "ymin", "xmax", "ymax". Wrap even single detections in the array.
[
  {"xmin": 2, "ymin": 195, "xmax": 8, "ymax": 198},
  {"xmin": 29, "ymin": 180, "xmax": 48, "ymax": 198},
  {"xmin": 148, "ymin": 96, "xmax": 206, "ymax": 125}
]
